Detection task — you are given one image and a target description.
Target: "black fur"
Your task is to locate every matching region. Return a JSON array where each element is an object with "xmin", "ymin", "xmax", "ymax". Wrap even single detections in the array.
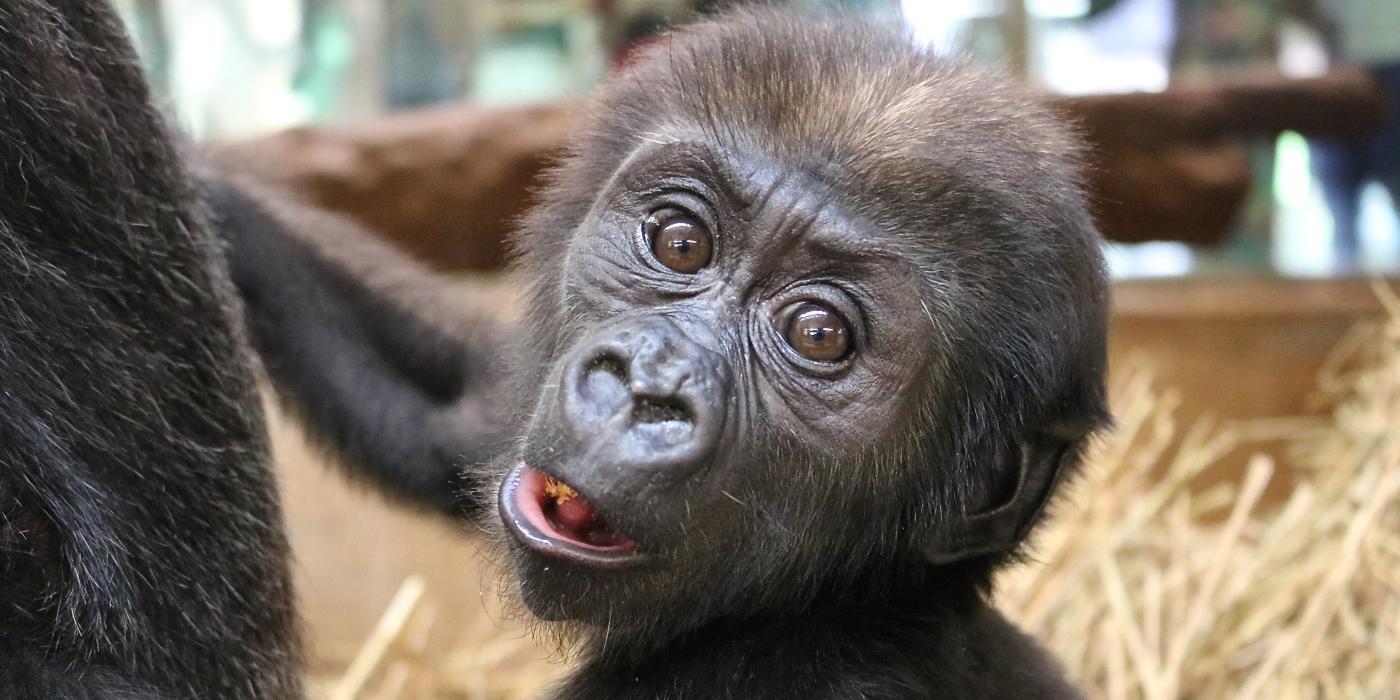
[
  {"xmin": 0, "ymin": 0, "xmax": 298, "ymax": 697},
  {"xmin": 563, "ymin": 586, "xmax": 1080, "ymax": 699}
]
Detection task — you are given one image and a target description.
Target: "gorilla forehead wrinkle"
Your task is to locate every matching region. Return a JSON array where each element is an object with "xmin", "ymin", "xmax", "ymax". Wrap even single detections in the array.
[{"xmin": 620, "ymin": 139, "xmax": 920, "ymax": 266}]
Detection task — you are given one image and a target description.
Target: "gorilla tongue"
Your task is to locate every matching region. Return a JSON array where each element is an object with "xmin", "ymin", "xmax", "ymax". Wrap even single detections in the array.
[{"xmin": 537, "ymin": 473, "xmax": 636, "ymax": 549}]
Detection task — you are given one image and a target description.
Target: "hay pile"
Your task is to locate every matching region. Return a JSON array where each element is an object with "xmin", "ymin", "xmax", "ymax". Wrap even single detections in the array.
[
  {"xmin": 1000, "ymin": 291, "xmax": 1400, "ymax": 698},
  {"xmin": 322, "ymin": 289, "xmax": 1400, "ymax": 699}
]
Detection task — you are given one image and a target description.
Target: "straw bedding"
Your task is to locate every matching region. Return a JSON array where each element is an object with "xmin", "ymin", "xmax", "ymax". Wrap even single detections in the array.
[{"xmin": 316, "ymin": 286, "xmax": 1400, "ymax": 699}]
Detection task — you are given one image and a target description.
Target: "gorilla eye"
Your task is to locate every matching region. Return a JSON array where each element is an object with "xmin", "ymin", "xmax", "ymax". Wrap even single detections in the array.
[
  {"xmin": 644, "ymin": 208, "xmax": 712, "ymax": 274},
  {"xmin": 783, "ymin": 303, "xmax": 851, "ymax": 362}
]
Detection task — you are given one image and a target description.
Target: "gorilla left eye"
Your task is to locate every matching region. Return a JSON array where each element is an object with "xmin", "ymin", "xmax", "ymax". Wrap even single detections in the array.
[
  {"xmin": 782, "ymin": 302, "xmax": 852, "ymax": 363},
  {"xmin": 644, "ymin": 208, "xmax": 712, "ymax": 273}
]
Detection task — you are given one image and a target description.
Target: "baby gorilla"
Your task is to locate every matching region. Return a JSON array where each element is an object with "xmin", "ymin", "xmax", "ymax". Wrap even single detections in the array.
[
  {"xmin": 486, "ymin": 11, "xmax": 1109, "ymax": 698},
  {"xmin": 217, "ymin": 9, "xmax": 1108, "ymax": 699}
]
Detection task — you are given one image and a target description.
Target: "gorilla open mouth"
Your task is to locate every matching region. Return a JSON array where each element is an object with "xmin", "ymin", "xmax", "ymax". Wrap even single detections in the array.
[{"xmin": 498, "ymin": 464, "xmax": 644, "ymax": 567}]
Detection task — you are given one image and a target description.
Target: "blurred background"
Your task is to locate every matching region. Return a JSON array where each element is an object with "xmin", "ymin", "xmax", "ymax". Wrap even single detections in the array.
[
  {"xmin": 116, "ymin": 0, "xmax": 1400, "ymax": 277},
  {"xmin": 111, "ymin": 2, "xmax": 1400, "ymax": 697}
]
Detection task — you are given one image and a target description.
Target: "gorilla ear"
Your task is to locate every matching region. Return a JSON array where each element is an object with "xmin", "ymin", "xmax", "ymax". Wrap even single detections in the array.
[{"xmin": 922, "ymin": 426, "xmax": 1084, "ymax": 565}]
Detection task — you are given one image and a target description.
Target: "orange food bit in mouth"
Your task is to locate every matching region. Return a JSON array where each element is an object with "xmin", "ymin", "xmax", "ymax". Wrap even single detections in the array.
[{"xmin": 544, "ymin": 476, "xmax": 579, "ymax": 506}]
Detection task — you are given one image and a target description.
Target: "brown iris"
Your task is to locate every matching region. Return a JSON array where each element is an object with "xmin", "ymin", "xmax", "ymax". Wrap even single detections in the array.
[
  {"xmin": 784, "ymin": 303, "xmax": 851, "ymax": 362},
  {"xmin": 645, "ymin": 208, "xmax": 712, "ymax": 274}
]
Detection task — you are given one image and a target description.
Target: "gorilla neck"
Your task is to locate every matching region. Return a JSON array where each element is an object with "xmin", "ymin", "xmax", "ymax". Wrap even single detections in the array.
[{"xmin": 555, "ymin": 578, "xmax": 1078, "ymax": 699}]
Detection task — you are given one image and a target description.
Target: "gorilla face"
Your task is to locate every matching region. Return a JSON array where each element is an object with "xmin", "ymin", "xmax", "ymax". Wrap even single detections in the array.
[{"xmin": 498, "ymin": 143, "xmax": 935, "ymax": 632}]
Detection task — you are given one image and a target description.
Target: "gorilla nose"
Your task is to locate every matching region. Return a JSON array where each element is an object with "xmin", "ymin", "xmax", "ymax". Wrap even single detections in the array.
[{"xmin": 562, "ymin": 318, "xmax": 728, "ymax": 477}]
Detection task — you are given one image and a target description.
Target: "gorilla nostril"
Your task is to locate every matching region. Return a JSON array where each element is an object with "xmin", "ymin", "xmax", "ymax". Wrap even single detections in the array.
[
  {"xmin": 577, "ymin": 351, "xmax": 631, "ymax": 417},
  {"xmin": 631, "ymin": 395, "xmax": 693, "ymax": 425},
  {"xmin": 587, "ymin": 353, "xmax": 629, "ymax": 383}
]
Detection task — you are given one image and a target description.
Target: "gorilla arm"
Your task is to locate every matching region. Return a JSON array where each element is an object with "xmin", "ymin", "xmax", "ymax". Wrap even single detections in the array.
[{"xmin": 200, "ymin": 173, "xmax": 512, "ymax": 520}]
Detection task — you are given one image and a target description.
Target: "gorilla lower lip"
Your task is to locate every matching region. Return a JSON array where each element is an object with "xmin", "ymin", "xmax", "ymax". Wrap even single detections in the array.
[{"xmin": 500, "ymin": 464, "xmax": 642, "ymax": 565}]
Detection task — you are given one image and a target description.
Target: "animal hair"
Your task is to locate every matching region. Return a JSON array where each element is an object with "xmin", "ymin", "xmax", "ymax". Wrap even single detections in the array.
[{"xmin": 0, "ymin": 1, "xmax": 299, "ymax": 696}]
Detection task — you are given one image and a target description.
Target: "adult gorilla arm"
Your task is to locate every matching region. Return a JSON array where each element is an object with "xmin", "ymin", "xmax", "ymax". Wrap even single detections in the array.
[{"xmin": 201, "ymin": 174, "xmax": 513, "ymax": 520}]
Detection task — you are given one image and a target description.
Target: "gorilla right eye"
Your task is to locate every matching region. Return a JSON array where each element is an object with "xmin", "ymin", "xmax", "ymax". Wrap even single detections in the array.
[{"xmin": 644, "ymin": 207, "xmax": 712, "ymax": 273}]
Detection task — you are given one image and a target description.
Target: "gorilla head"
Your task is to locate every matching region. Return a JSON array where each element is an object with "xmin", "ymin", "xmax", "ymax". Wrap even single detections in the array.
[{"xmin": 494, "ymin": 11, "xmax": 1108, "ymax": 646}]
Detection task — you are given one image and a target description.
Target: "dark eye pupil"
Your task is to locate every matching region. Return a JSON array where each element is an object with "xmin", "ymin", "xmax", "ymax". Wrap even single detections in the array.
[
  {"xmin": 667, "ymin": 233, "xmax": 694, "ymax": 254},
  {"xmin": 646, "ymin": 209, "xmax": 712, "ymax": 273},
  {"xmin": 785, "ymin": 303, "xmax": 850, "ymax": 362}
]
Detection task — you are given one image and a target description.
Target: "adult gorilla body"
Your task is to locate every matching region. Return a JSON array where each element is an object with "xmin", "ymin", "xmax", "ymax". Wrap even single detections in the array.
[
  {"xmin": 0, "ymin": 1, "xmax": 296, "ymax": 696},
  {"xmin": 0, "ymin": 3, "xmax": 1106, "ymax": 698}
]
